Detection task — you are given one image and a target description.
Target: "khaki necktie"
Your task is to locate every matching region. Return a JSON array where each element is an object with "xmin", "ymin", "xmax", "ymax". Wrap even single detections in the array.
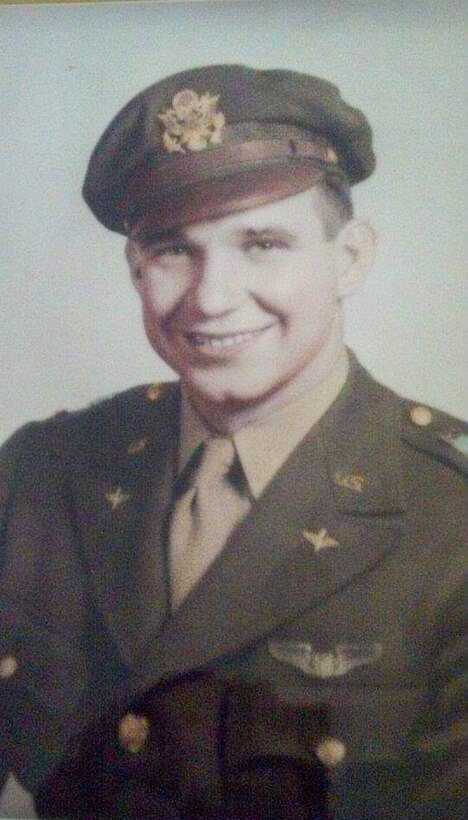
[{"xmin": 169, "ymin": 437, "xmax": 251, "ymax": 610}]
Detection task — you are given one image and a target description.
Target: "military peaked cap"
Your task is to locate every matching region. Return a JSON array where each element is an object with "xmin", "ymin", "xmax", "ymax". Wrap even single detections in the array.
[{"xmin": 82, "ymin": 64, "xmax": 375, "ymax": 235}]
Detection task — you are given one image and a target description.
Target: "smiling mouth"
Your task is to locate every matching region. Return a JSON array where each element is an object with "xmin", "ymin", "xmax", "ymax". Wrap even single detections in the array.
[{"xmin": 183, "ymin": 326, "xmax": 273, "ymax": 350}]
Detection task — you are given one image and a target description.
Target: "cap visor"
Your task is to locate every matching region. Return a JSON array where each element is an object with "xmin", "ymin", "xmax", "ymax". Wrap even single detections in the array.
[{"xmin": 127, "ymin": 161, "xmax": 325, "ymax": 234}]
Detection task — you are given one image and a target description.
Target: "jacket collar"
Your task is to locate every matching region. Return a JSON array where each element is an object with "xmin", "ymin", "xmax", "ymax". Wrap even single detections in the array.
[
  {"xmin": 68, "ymin": 383, "xmax": 180, "ymax": 668},
  {"xmin": 68, "ymin": 359, "xmax": 406, "ymax": 684},
  {"xmin": 134, "ymin": 359, "xmax": 407, "ymax": 686},
  {"xmin": 179, "ymin": 350, "xmax": 350, "ymax": 499}
]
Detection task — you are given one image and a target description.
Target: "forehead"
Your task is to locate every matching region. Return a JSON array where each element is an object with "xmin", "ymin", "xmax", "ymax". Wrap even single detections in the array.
[
  {"xmin": 191, "ymin": 187, "xmax": 318, "ymax": 239},
  {"xmin": 146, "ymin": 187, "xmax": 323, "ymax": 245}
]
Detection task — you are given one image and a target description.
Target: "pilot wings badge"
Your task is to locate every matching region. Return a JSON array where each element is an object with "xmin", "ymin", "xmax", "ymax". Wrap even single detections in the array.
[{"xmin": 268, "ymin": 641, "xmax": 383, "ymax": 679}]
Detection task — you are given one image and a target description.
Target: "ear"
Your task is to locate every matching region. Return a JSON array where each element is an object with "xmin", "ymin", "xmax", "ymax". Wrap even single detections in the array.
[
  {"xmin": 125, "ymin": 239, "xmax": 144, "ymax": 291},
  {"xmin": 334, "ymin": 220, "xmax": 377, "ymax": 298}
]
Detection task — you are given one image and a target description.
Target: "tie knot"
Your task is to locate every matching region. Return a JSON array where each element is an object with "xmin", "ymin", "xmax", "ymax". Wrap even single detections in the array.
[{"xmin": 197, "ymin": 437, "xmax": 236, "ymax": 486}]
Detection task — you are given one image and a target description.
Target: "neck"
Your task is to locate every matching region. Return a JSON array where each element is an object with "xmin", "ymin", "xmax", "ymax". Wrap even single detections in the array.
[{"xmin": 184, "ymin": 333, "xmax": 348, "ymax": 435}]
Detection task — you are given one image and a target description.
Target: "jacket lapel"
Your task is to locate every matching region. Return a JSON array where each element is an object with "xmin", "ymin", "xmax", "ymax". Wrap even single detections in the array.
[
  {"xmin": 137, "ymin": 363, "xmax": 407, "ymax": 686},
  {"xmin": 69, "ymin": 385, "xmax": 179, "ymax": 667}
]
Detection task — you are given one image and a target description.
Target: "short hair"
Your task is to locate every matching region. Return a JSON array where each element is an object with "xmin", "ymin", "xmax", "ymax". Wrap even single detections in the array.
[{"xmin": 313, "ymin": 176, "xmax": 354, "ymax": 239}]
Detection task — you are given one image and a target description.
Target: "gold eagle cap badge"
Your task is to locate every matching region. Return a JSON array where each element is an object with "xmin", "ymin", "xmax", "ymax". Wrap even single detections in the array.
[{"xmin": 159, "ymin": 89, "xmax": 226, "ymax": 154}]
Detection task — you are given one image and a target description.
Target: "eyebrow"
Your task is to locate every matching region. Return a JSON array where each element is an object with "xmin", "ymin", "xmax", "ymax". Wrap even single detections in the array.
[
  {"xmin": 234, "ymin": 226, "xmax": 298, "ymax": 244},
  {"xmin": 133, "ymin": 224, "xmax": 298, "ymax": 247},
  {"xmin": 132, "ymin": 226, "xmax": 188, "ymax": 247}
]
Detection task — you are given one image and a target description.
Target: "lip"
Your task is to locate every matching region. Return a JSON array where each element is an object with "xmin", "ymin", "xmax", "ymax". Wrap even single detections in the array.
[{"xmin": 178, "ymin": 324, "xmax": 276, "ymax": 357}]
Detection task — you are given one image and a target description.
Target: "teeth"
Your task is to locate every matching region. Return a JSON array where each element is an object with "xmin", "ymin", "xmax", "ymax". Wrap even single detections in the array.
[{"xmin": 188, "ymin": 329, "xmax": 262, "ymax": 348}]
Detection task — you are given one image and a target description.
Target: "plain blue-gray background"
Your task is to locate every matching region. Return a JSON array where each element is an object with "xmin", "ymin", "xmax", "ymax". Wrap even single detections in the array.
[
  {"xmin": 0, "ymin": 3, "xmax": 466, "ymax": 813},
  {"xmin": 0, "ymin": 0, "xmax": 466, "ymax": 443}
]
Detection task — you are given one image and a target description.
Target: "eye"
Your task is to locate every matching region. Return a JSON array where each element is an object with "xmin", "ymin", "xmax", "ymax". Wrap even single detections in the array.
[
  {"xmin": 155, "ymin": 241, "xmax": 192, "ymax": 258},
  {"xmin": 254, "ymin": 239, "xmax": 276, "ymax": 251},
  {"xmin": 139, "ymin": 239, "xmax": 195, "ymax": 264},
  {"xmin": 244, "ymin": 237, "xmax": 289, "ymax": 254}
]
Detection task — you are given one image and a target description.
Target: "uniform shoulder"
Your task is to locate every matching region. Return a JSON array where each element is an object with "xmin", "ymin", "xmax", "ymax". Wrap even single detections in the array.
[
  {"xmin": 397, "ymin": 395, "xmax": 467, "ymax": 475},
  {"xmin": 37, "ymin": 380, "xmax": 179, "ymax": 430},
  {"xmin": 351, "ymin": 357, "xmax": 467, "ymax": 471},
  {"xmin": 1, "ymin": 381, "xmax": 180, "ymax": 471}
]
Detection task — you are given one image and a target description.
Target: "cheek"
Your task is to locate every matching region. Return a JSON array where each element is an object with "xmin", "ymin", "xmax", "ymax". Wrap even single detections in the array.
[
  {"xmin": 138, "ymin": 270, "xmax": 187, "ymax": 318},
  {"xmin": 259, "ymin": 262, "xmax": 338, "ymax": 326}
]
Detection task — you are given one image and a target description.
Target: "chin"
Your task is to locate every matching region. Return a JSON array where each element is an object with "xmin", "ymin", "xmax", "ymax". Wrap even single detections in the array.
[
  {"xmin": 184, "ymin": 369, "xmax": 283, "ymax": 410},
  {"xmin": 187, "ymin": 381, "xmax": 252, "ymax": 408}
]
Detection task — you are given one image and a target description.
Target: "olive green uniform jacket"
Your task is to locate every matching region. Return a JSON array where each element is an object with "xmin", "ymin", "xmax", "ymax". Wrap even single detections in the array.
[{"xmin": 0, "ymin": 359, "xmax": 465, "ymax": 819}]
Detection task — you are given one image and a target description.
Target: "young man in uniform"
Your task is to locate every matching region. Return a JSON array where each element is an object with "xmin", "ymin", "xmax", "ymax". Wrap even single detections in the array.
[{"xmin": 0, "ymin": 65, "xmax": 465, "ymax": 819}]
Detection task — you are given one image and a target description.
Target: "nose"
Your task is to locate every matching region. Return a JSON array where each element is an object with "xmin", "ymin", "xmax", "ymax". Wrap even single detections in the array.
[{"xmin": 188, "ymin": 249, "xmax": 245, "ymax": 317}]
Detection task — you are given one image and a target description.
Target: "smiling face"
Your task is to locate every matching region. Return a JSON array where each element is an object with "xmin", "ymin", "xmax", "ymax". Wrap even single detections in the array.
[{"xmin": 128, "ymin": 187, "xmax": 374, "ymax": 424}]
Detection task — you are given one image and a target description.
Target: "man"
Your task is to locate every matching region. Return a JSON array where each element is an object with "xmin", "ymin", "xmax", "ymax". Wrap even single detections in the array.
[{"xmin": 0, "ymin": 65, "xmax": 465, "ymax": 819}]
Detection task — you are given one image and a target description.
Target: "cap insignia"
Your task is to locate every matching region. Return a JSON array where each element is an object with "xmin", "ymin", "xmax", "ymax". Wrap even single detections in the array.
[{"xmin": 158, "ymin": 89, "xmax": 226, "ymax": 154}]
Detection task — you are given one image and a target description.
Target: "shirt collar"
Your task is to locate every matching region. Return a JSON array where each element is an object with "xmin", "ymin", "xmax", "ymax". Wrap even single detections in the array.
[{"xmin": 179, "ymin": 349, "xmax": 349, "ymax": 498}]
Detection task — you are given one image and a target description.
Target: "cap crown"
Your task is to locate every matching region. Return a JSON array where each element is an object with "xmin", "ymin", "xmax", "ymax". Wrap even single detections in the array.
[{"xmin": 83, "ymin": 64, "xmax": 375, "ymax": 234}]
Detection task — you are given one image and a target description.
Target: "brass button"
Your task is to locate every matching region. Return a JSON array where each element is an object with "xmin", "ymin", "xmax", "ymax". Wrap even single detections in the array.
[
  {"xmin": 316, "ymin": 737, "xmax": 346, "ymax": 767},
  {"xmin": 0, "ymin": 654, "xmax": 18, "ymax": 680},
  {"xmin": 118, "ymin": 713, "xmax": 150, "ymax": 754},
  {"xmin": 146, "ymin": 384, "xmax": 164, "ymax": 402},
  {"xmin": 410, "ymin": 405, "xmax": 433, "ymax": 427}
]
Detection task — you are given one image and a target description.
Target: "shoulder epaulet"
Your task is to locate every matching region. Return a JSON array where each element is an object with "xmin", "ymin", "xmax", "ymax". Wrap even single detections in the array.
[
  {"xmin": 3, "ymin": 382, "xmax": 179, "ymax": 477},
  {"xmin": 43, "ymin": 381, "xmax": 178, "ymax": 425},
  {"xmin": 401, "ymin": 400, "xmax": 468, "ymax": 474}
]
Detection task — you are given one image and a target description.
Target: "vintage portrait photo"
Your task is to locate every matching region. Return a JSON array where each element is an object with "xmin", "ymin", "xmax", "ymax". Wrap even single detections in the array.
[{"xmin": 0, "ymin": 1, "xmax": 465, "ymax": 817}]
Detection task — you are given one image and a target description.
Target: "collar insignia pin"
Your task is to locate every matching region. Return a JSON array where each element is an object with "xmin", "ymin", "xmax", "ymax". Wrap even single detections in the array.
[
  {"xmin": 105, "ymin": 487, "xmax": 131, "ymax": 511},
  {"xmin": 127, "ymin": 437, "xmax": 148, "ymax": 455},
  {"xmin": 302, "ymin": 528, "xmax": 339, "ymax": 551},
  {"xmin": 334, "ymin": 472, "xmax": 365, "ymax": 493}
]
